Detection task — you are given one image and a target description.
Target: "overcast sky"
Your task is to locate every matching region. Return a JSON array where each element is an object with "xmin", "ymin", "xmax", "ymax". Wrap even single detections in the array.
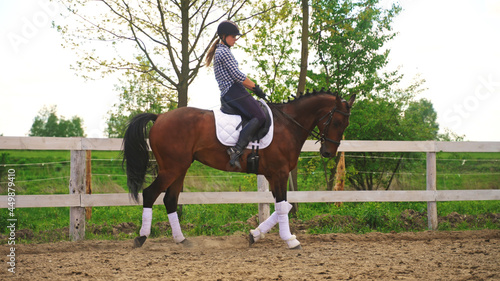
[{"xmin": 1, "ymin": 0, "xmax": 499, "ymax": 140}]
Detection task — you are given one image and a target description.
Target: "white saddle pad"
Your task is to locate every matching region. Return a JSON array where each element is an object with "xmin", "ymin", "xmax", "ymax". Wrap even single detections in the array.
[{"xmin": 213, "ymin": 101, "xmax": 274, "ymax": 149}]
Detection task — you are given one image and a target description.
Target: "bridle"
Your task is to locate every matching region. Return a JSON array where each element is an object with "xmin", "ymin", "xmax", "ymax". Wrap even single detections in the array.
[
  {"xmin": 311, "ymin": 105, "xmax": 351, "ymax": 146},
  {"xmin": 277, "ymin": 102, "xmax": 351, "ymax": 146}
]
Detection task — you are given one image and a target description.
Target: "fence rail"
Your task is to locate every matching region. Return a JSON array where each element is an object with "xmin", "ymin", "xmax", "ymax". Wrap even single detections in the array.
[
  {"xmin": 2, "ymin": 136, "xmax": 499, "ymax": 152},
  {"xmin": 1, "ymin": 136, "xmax": 499, "ymax": 241},
  {"xmin": 2, "ymin": 190, "xmax": 497, "ymax": 208}
]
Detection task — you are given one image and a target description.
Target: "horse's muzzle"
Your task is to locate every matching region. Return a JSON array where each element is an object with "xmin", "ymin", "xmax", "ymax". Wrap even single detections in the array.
[
  {"xmin": 321, "ymin": 151, "xmax": 334, "ymax": 158},
  {"xmin": 320, "ymin": 145, "xmax": 336, "ymax": 158}
]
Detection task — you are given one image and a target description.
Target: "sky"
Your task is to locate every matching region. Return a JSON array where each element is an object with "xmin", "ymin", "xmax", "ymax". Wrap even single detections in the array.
[{"xmin": 1, "ymin": 0, "xmax": 499, "ymax": 141}]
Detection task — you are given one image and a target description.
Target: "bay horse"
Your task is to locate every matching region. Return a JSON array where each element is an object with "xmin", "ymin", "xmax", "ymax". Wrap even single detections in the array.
[{"xmin": 123, "ymin": 90, "xmax": 355, "ymax": 249}]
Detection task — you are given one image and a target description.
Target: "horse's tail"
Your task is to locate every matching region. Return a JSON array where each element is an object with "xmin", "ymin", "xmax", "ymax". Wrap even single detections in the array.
[{"xmin": 123, "ymin": 113, "xmax": 158, "ymax": 203}]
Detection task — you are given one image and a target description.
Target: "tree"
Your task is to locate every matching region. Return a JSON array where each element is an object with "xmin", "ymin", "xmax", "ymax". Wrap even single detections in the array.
[
  {"xmin": 29, "ymin": 106, "xmax": 86, "ymax": 137},
  {"xmin": 341, "ymin": 77, "xmax": 441, "ymax": 190},
  {"xmin": 241, "ymin": 0, "xmax": 304, "ymax": 214},
  {"xmin": 241, "ymin": 0, "xmax": 300, "ymax": 102},
  {"xmin": 242, "ymin": 0, "xmax": 405, "ymax": 193},
  {"xmin": 303, "ymin": 0, "xmax": 403, "ymax": 190},
  {"xmin": 56, "ymin": 0, "xmax": 275, "ymax": 108},
  {"xmin": 438, "ymin": 128, "xmax": 465, "ymax": 142},
  {"xmin": 105, "ymin": 58, "xmax": 177, "ymax": 138},
  {"xmin": 401, "ymin": 98, "xmax": 439, "ymax": 140},
  {"xmin": 308, "ymin": 0, "xmax": 402, "ymax": 96},
  {"xmin": 244, "ymin": 0, "xmax": 402, "ymax": 101}
]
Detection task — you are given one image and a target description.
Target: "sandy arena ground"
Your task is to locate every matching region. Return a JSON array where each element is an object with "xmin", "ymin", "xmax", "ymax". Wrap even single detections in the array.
[{"xmin": 2, "ymin": 229, "xmax": 499, "ymax": 280}]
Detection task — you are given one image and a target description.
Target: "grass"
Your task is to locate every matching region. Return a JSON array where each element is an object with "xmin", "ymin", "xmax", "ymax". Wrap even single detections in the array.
[
  {"xmin": 5, "ymin": 200, "xmax": 498, "ymax": 244},
  {"xmin": 0, "ymin": 150, "xmax": 499, "ymax": 244}
]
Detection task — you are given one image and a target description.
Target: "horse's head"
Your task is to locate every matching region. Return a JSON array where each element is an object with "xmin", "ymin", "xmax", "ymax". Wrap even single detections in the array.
[{"xmin": 317, "ymin": 93, "xmax": 356, "ymax": 158}]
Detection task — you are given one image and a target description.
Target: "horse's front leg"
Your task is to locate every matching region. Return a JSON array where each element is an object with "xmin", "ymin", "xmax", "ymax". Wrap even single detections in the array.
[
  {"xmin": 275, "ymin": 200, "xmax": 301, "ymax": 249},
  {"xmin": 249, "ymin": 173, "xmax": 301, "ymax": 249}
]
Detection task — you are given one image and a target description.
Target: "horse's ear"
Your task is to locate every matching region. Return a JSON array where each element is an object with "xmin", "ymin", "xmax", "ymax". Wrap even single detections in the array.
[{"xmin": 348, "ymin": 94, "xmax": 356, "ymax": 107}]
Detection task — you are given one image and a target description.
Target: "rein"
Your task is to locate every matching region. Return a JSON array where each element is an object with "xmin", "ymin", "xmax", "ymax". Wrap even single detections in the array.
[{"xmin": 275, "ymin": 102, "xmax": 351, "ymax": 146}]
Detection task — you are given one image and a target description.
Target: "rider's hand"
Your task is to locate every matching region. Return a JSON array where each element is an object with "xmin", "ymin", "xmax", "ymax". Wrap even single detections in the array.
[{"xmin": 254, "ymin": 84, "xmax": 266, "ymax": 99}]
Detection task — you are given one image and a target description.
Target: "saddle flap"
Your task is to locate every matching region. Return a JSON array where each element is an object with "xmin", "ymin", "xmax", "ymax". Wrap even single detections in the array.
[{"xmin": 213, "ymin": 100, "xmax": 274, "ymax": 149}]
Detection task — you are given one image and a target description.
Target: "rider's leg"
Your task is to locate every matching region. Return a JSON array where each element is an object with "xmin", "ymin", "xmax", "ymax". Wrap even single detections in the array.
[
  {"xmin": 227, "ymin": 118, "xmax": 261, "ymax": 168},
  {"xmin": 222, "ymin": 83, "xmax": 266, "ymax": 168}
]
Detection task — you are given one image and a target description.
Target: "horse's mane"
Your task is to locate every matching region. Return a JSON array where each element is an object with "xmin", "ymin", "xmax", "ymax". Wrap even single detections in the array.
[
  {"xmin": 269, "ymin": 88, "xmax": 343, "ymax": 107},
  {"xmin": 267, "ymin": 89, "xmax": 346, "ymax": 125}
]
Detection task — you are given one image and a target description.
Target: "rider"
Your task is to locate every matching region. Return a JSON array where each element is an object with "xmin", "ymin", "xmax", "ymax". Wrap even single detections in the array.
[{"xmin": 205, "ymin": 20, "xmax": 267, "ymax": 169}]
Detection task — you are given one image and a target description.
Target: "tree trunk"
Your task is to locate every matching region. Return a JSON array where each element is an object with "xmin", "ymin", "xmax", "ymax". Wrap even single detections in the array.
[
  {"xmin": 385, "ymin": 154, "xmax": 403, "ymax": 190},
  {"xmin": 177, "ymin": 82, "xmax": 189, "ymax": 108},
  {"xmin": 289, "ymin": 0, "xmax": 310, "ymax": 217},
  {"xmin": 297, "ymin": 0, "xmax": 309, "ymax": 95},
  {"xmin": 178, "ymin": 0, "xmax": 190, "ymax": 109},
  {"xmin": 177, "ymin": 0, "xmax": 190, "ymax": 219}
]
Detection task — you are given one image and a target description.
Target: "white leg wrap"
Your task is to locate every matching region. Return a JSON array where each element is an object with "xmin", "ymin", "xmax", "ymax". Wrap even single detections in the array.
[
  {"xmin": 139, "ymin": 208, "xmax": 153, "ymax": 237},
  {"xmin": 168, "ymin": 212, "xmax": 185, "ymax": 243},
  {"xmin": 250, "ymin": 212, "xmax": 278, "ymax": 242},
  {"xmin": 275, "ymin": 201, "xmax": 300, "ymax": 249}
]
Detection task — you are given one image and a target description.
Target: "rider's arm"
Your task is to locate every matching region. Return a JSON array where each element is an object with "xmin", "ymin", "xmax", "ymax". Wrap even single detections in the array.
[{"xmin": 242, "ymin": 77, "xmax": 256, "ymax": 90}]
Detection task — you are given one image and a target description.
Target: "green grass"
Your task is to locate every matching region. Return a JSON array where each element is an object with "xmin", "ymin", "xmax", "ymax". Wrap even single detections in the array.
[
  {"xmin": 4, "ymin": 201, "xmax": 498, "ymax": 244},
  {"xmin": 0, "ymin": 150, "xmax": 499, "ymax": 244}
]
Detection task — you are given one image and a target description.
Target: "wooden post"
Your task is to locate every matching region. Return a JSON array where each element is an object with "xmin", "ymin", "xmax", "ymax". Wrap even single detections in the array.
[
  {"xmin": 85, "ymin": 150, "xmax": 92, "ymax": 221},
  {"xmin": 426, "ymin": 152, "xmax": 438, "ymax": 230},
  {"xmin": 69, "ymin": 150, "xmax": 86, "ymax": 241},
  {"xmin": 257, "ymin": 175, "xmax": 270, "ymax": 224}
]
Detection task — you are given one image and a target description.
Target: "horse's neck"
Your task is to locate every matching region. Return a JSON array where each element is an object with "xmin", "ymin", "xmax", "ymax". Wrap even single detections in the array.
[{"xmin": 289, "ymin": 95, "xmax": 334, "ymax": 131}]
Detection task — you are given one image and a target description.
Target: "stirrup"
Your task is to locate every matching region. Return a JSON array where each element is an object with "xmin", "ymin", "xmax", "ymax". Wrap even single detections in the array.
[{"xmin": 227, "ymin": 147, "xmax": 243, "ymax": 169}]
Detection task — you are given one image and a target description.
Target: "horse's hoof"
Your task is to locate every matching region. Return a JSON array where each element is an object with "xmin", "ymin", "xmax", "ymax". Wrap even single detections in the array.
[
  {"xmin": 134, "ymin": 236, "xmax": 147, "ymax": 248},
  {"xmin": 249, "ymin": 229, "xmax": 264, "ymax": 246},
  {"xmin": 290, "ymin": 244, "xmax": 302, "ymax": 250},
  {"xmin": 249, "ymin": 233, "xmax": 256, "ymax": 247},
  {"xmin": 179, "ymin": 239, "xmax": 193, "ymax": 248}
]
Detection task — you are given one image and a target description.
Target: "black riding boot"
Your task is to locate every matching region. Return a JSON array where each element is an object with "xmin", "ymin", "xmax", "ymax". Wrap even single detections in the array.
[{"xmin": 228, "ymin": 118, "xmax": 262, "ymax": 169}]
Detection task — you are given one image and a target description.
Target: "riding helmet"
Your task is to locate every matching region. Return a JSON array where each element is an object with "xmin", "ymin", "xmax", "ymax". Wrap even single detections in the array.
[{"xmin": 217, "ymin": 20, "xmax": 241, "ymax": 37}]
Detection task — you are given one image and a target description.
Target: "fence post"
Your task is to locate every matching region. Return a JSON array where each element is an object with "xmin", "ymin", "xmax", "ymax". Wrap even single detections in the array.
[
  {"xmin": 426, "ymin": 152, "xmax": 438, "ymax": 230},
  {"xmin": 85, "ymin": 150, "xmax": 92, "ymax": 220},
  {"xmin": 257, "ymin": 175, "xmax": 270, "ymax": 223},
  {"xmin": 69, "ymin": 150, "xmax": 86, "ymax": 241}
]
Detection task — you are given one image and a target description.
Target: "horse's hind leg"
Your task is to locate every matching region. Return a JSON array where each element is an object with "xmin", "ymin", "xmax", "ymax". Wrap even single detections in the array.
[
  {"xmin": 134, "ymin": 171, "xmax": 173, "ymax": 248},
  {"xmin": 163, "ymin": 172, "xmax": 188, "ymax": 244}
]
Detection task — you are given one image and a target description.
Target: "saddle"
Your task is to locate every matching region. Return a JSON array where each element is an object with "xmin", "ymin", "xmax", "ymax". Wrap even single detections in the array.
[
  {"xmin": 215, "ymin": 99, "xmax": 273, "ymax": 174},
  {"xmin": 213, "ymin": 98, "xmax": 274, "ymax": 149}
]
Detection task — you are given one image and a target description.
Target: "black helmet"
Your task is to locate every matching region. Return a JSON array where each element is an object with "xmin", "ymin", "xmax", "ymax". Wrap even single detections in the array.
[{"xmin": 217, "ymin": 20, "xmax": 241, "ymax": 37}]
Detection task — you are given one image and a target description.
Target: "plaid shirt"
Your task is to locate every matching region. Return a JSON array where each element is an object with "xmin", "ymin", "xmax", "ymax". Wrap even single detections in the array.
[{"xmin": 214, "ymin": 44, "xmax": 247, "ymax": 96}]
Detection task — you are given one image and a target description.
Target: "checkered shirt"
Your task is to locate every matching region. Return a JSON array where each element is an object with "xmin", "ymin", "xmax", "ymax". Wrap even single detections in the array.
[{"xmin": 214, "ymin": 44, "xmax": 247, "ymax": 96}]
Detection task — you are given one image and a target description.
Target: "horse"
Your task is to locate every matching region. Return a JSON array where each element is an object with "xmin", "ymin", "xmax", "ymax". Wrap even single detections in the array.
[{"xmin": 123, "ymin": 90, "xmax": 355, "ymax": 249}]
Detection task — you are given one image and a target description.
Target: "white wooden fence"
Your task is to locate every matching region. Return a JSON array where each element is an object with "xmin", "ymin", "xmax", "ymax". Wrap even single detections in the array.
[{"xmin": 1, "ymin": 136, "xmax": 499, "ymax": 241}]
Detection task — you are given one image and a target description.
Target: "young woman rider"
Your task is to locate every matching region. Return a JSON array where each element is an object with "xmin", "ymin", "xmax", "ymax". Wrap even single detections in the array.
[{"xmin": 205, "ymin": 20, "xmax": 267, "ymax": 169}]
